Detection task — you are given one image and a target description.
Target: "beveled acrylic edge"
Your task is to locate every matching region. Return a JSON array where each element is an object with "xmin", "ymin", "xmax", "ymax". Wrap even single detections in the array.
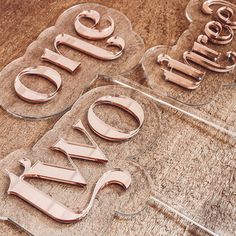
[
  {"xmin": 185, "ymin": 0, "xmax": 200, "ymax": 23},
  {"xmin": 0, "ymin": 76, "xmax": 233, "ymax": 235},
  {"xmin": 140, "ymin": 0, "xmax": 232, "ymax": 107},
  {"xmin": 0, "ymin": 2, "xmax": 145, "ymax": 120},
  {"xmin": 85, "ymin": 75, "xmax": 236, "ymax": 139}
]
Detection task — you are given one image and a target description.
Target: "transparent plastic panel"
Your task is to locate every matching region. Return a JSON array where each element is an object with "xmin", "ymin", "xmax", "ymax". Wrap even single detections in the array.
[
  {"xmin": 0, "ymin": 75, "xmax": 235, "ymax": 236},
  {"xmin": 142, "ymin": 0, "xmax": 236, "ymax": 136},
  {"xmin": 0, "ymin": 82, "xmax": 158, "ymax": 235},
  {"xmin": 0, "ymin": 3, "xmax": 144, "ymax": 119},
  {"xmin": 79, "ymin": 75, "xmax": 236, "ymax": 236}
]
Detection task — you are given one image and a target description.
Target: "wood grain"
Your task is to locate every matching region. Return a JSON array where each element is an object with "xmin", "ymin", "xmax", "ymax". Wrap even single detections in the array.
[
  {"xmin": 3, "ymin": 0, "xmax": 228, "ymax": 235},
  {"xmin": 0, "ymin": 76, "xmax": 235, "ymax": 236},
  {"xmin": 0, "ymin": 3, "xmax": 145, "ymax": 118},
  {"xmin": 0, "ymin": 0, "xmax": 189, "ymax": 158}
]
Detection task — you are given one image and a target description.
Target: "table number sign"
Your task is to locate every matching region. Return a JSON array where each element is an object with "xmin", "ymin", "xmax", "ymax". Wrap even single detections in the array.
[
  {"xmin": 142, "ymin": 0, "xmax": 236, "ymax": 134},
  {"xmin": 0, "ymin": 76, "xmax": 235, "ymax": 236},
  {"xmin": 0, "ymin": 82, "xmax": 158, "ymax": 234},
  {"xmin": 0, "ymin": 3, "xmax": 144, "ymax": 119},
  {"xmin": 0, "ymin": 1, "xmax": 235, "ymax": 235}
]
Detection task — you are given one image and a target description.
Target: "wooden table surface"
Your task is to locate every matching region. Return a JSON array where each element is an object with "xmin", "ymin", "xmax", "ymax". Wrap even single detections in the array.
[
  {"xmin": 1, "ymin": 0, "xmax": 231, "ymax": 235},
  {"xmin": 0, "ymin": 0, "xmax": 189, "ymax": 159}
]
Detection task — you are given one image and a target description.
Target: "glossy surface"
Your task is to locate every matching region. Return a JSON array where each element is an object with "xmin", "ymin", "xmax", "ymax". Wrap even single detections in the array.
[
  {"xmin": 3, "ymin": 1, "xmax": 235, "ymax": 236},
  {"xmin": 51, "ymin": 119, "xmax": 108, "ymax": 162},
  {"xmin": 204, "ymin": 21, "xmax": 234, "ymax": 45},
  {"xmin": 202, "ymin": 0, "xmax": 236, "ymax": 15},
  {"xmin": 54, "ymin": 34, "xmax": 125, "ymax": 61},
  {"xmin": 87, "ymin": 95, "xmax": 144, "ymax": 141},
  {"xmin": 215, "ymin": 6, "xmax": 236, "ymax": 29},
  {"xmin": 157, "ymin": 53, "xmax": 204, "ymax": 89},
  {"xmin": 183, "ymin": 50, "xmax": 236, "ymax": 72},
  {"xmin": 14, "ymin": 66, "xmax": 62, "ymax": 103},
  {"xmin": 20, "ymin": 158, "xmax": 86, "ymax": 186},
  {"xmin": 74, "ymin": 10, "xmax": 115, "ymax": 40},
  {"xmin": 0, "ymin": 3, "xmax": 144, "ymax": 119},
  {"xmin": 41, "ymin": 49, "xmax": 81, "ymax": 73},
  {"xmin": 7, "ymin": 169, "xmax": 131, "ymax": 223}
]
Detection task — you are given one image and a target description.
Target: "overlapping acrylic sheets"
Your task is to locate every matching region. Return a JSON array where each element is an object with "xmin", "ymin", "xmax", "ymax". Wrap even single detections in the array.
[{"xmin": 0, "ymin": 75, "xmax": 235, "ymax": 235}]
